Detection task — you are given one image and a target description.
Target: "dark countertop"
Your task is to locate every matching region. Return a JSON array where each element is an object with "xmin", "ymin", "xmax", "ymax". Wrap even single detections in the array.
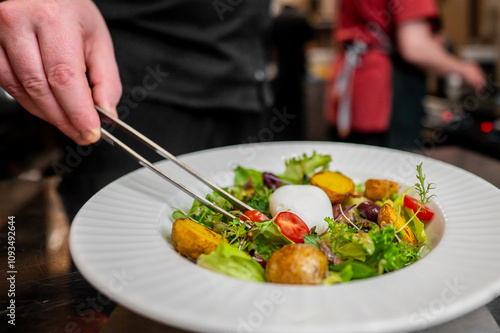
[{"xmin": 1, "ymin": 145, "xmax": 500, "ymax": 333}]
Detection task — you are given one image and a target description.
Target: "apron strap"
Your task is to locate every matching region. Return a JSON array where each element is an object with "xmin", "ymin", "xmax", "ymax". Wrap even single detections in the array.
[
  {"xmin": 334, "ymin": 41, "xmax": 367, "ymax": 138},
  {"xmin": 333, "ymin": 1, "xmax": 394, "ymax": 138}
]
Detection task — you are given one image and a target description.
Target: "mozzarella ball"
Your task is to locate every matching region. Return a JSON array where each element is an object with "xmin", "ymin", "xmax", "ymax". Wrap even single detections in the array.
[{"xmin": 269, "ymin": 185, "xmax": 333, "ymax": 234}]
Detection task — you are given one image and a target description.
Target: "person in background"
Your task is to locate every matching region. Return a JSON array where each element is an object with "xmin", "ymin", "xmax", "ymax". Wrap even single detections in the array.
[
  {"xmin": 271, "ymin": 2, "xmax": 313, "ymax": 141},
  {"xmin": 325, "ymin": 0, "xmax": 486, "ymax": 148},
  {"xmin": 387, "ymin": 27, "xmax": 446, "ymax": 150},
  {"xmin": 0, "ymin": 0, "xmax": 272, "ymax": 321}
]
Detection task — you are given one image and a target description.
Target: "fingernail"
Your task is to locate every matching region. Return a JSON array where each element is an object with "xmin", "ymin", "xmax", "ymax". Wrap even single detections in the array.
[
  {"xmin": 80, "ymin": 128, "xmax": 100, "ymax": 143},
  {"xmin": 98, "ymin": 105, "xmax": 119, "ymax": 119}
]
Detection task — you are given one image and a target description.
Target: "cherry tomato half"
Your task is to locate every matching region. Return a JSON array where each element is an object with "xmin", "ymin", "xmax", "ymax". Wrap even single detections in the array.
[
  {"xmin": 240, "ymin": 210, "xmax": 269, "ymax": 223},
  {"xmin": 275, "ymin": 211, "xmax": 310, "ymax": 243},
  {"xmin": 403, "ymin": 195, "xmax": 435, "ymax": 221}
]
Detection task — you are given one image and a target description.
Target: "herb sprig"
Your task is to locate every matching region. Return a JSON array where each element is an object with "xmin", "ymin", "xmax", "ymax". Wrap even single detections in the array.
[
  {"xmin": 397, "ymin": 163, "xmax": 436, "ymax": 233},
  {"xmin": 415, "ymin": 163, "xmax": 436, "ymax": 205}
]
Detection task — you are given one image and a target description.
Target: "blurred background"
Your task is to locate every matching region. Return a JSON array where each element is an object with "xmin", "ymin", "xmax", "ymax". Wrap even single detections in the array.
[
  {"xmin": 2, "ymin": 0, "xmax": 500, "ymax": 181},
  {"xmin": 1, "ymin": 0, "xmax": 500, "ymax": 332},
  {"xmin": 271, "ymin": 0, "xmax": 500, "ymax": 157}
]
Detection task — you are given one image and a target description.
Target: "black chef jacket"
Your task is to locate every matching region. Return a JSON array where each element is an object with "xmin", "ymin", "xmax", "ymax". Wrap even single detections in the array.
[{"xmin": 95, "ymin": 0, "xmax": 273, "ymax": 112}]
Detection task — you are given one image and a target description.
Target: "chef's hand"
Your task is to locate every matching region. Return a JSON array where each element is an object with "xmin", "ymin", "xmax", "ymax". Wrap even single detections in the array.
[
  {"xmin": 0, "ymin": 0, "xmax": 122, "ymax": 145},
  {"xmin": 459, "ymin": 62, "xmax": 487, "ymax": 91}
]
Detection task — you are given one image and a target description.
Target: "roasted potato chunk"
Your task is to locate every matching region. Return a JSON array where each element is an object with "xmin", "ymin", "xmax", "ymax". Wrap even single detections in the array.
[
  {"xmin": 377, "ymin": 203, "xmax": 417, "ymax": 244},
  {"xmin": 364, "ymin": 179, "xmax": 399, "ymax": 201},
  {"xmin": 171, "ymin": 218, "xmax": 225, "ymax": 260},
  {"xmin": 311, "ymin": 171, "xmax": 355, "ymax": 204},
  {"xmin": 265, "ymin": 244, "xmax": 328, "ymax": 285}
]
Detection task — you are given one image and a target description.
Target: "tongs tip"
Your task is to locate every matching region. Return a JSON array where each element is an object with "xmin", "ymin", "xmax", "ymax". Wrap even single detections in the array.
[{"xmin": 94, "ymin": 105, "xmax": 253, "ymax": 220}]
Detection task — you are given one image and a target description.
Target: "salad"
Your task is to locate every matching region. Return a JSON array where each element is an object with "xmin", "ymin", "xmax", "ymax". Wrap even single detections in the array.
[{"xmin": 171, "ymin": 152, "xmax": 436, "ymax": 285}]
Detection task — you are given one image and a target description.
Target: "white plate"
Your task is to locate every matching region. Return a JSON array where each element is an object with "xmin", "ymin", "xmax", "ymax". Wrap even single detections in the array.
[{"xmin": 69, "ymin": 142, "xmax": 500, "ymax": 333}]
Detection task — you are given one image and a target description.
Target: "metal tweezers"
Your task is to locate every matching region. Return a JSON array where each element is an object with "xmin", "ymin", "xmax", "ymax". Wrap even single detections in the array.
[{"xmin": 95, "ymin": 105, "xmax": 253, "ymax": 220}]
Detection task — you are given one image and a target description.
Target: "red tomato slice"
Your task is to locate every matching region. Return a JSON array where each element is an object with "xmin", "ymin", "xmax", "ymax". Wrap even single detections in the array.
[
  {"xmin": 403, "ymin": 195, "xmax": 435, "ymax": 221},
  {"xmin": 240, "ymin": 210, "xmax": 269, "ymax": 223},
  {"xmin": 275, "ymin": 212, "xmax": 310, "ymax": 243}
]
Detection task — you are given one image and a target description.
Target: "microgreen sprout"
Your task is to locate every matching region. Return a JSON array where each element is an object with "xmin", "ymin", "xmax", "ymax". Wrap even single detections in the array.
[{"xmin": 339, "ymin": 205, "xmax": 361, "ymax": 231}]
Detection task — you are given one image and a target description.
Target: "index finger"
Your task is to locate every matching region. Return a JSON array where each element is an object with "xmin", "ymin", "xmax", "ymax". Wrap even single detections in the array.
[{"xmin": 37, "ymin": 20, "xmax": 101, "ymax": 143}]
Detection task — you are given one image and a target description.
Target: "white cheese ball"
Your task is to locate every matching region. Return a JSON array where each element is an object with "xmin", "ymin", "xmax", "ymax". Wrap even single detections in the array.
[{"xmin": 269, "ymin": 185, "xmax": 333, "ymax": 234}]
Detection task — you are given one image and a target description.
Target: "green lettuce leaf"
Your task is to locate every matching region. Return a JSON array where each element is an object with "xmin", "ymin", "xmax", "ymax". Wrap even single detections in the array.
[
  {"xmin": 322, "ymin": 264, "xmax": 358, "ymax": 285},
  {"xmin": 279, "ymin": 152, "xmax": 331, "ymax": 184},
  {"xmin": 322, "ymin": 271, "xmax": 343, "ymax": 285},
  {"xmin": 328, "ymin": 221, "xmax": 375, "ymax": 261},
  {"xmin": 234, "ymin": 166, "xmax": 264, "ymax": 190},
  {"xmin": 330, "ymin": 261, "xmax": 377, "ymax": 281},
  {"xmin": 363, "ymin": 225, "xmax": 420, "ymax": 273},
  {"xmin": 251, "ymin": 221, "xmax": 294, "ymax": 261},
  {"xmin": 325, "ymin": 220, "xmax": 420, "ymax": 277},
  {"xmin": 336, "ymin": 242, "xmax": 370, "ymax": 261},
  {"xmin": 403, "ymin": 207, "xmax": 427, "ymax": 244},
  {"xmin": 197, "ymin": 242, "xmax": 265, "ymax": 282}
]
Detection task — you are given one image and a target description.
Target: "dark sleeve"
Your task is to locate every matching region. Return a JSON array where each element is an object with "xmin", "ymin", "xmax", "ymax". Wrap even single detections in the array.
[{"xmin": 302, "ymin": 18, "xmax": 314, "ymax": 43}]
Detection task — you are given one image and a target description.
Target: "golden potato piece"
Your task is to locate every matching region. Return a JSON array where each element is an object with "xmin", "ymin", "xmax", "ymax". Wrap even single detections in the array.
[
  {"xmin": 364, "ymin": 179, "xmax": 399, "ymax": 201},
  {"xmin": 171, "ymin": 218, "xmax": 225, "ymax": 260},
  {"xmin": 377, "ymin": 203, "xmax": 417, "ymax": 244},
  {"xmin": 311, "ymin": 171, "xmax": 355, "ymax": 204},
  {"xmin": 265, "ymin": 244, "xmax": 328, "ymax": 285}
]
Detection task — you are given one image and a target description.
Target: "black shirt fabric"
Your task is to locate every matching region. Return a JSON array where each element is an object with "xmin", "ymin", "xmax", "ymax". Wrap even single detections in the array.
[
  {"xmin": 272, "ymin": 6, "xmax": 313, "ymax": 82},
  {"xmin": 95, "ymin": 0, "xmax": 273, "ymax": 113},
  {"xmin": 271, "ymin": 6, "xmax": 312, "ymax": 140},
  {"xmin": 387, "ymin": 52, "xmax": 427, "ymax": 150}
]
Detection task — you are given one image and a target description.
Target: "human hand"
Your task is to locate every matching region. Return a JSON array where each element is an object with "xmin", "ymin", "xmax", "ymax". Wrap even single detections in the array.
[
  {"xmin": 0, "ymin": 0, "xmax": 122, "ymax": 145},
  {"xmin": 460, "ymin": 62, "xmax": 487, "ymax": 91}
]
